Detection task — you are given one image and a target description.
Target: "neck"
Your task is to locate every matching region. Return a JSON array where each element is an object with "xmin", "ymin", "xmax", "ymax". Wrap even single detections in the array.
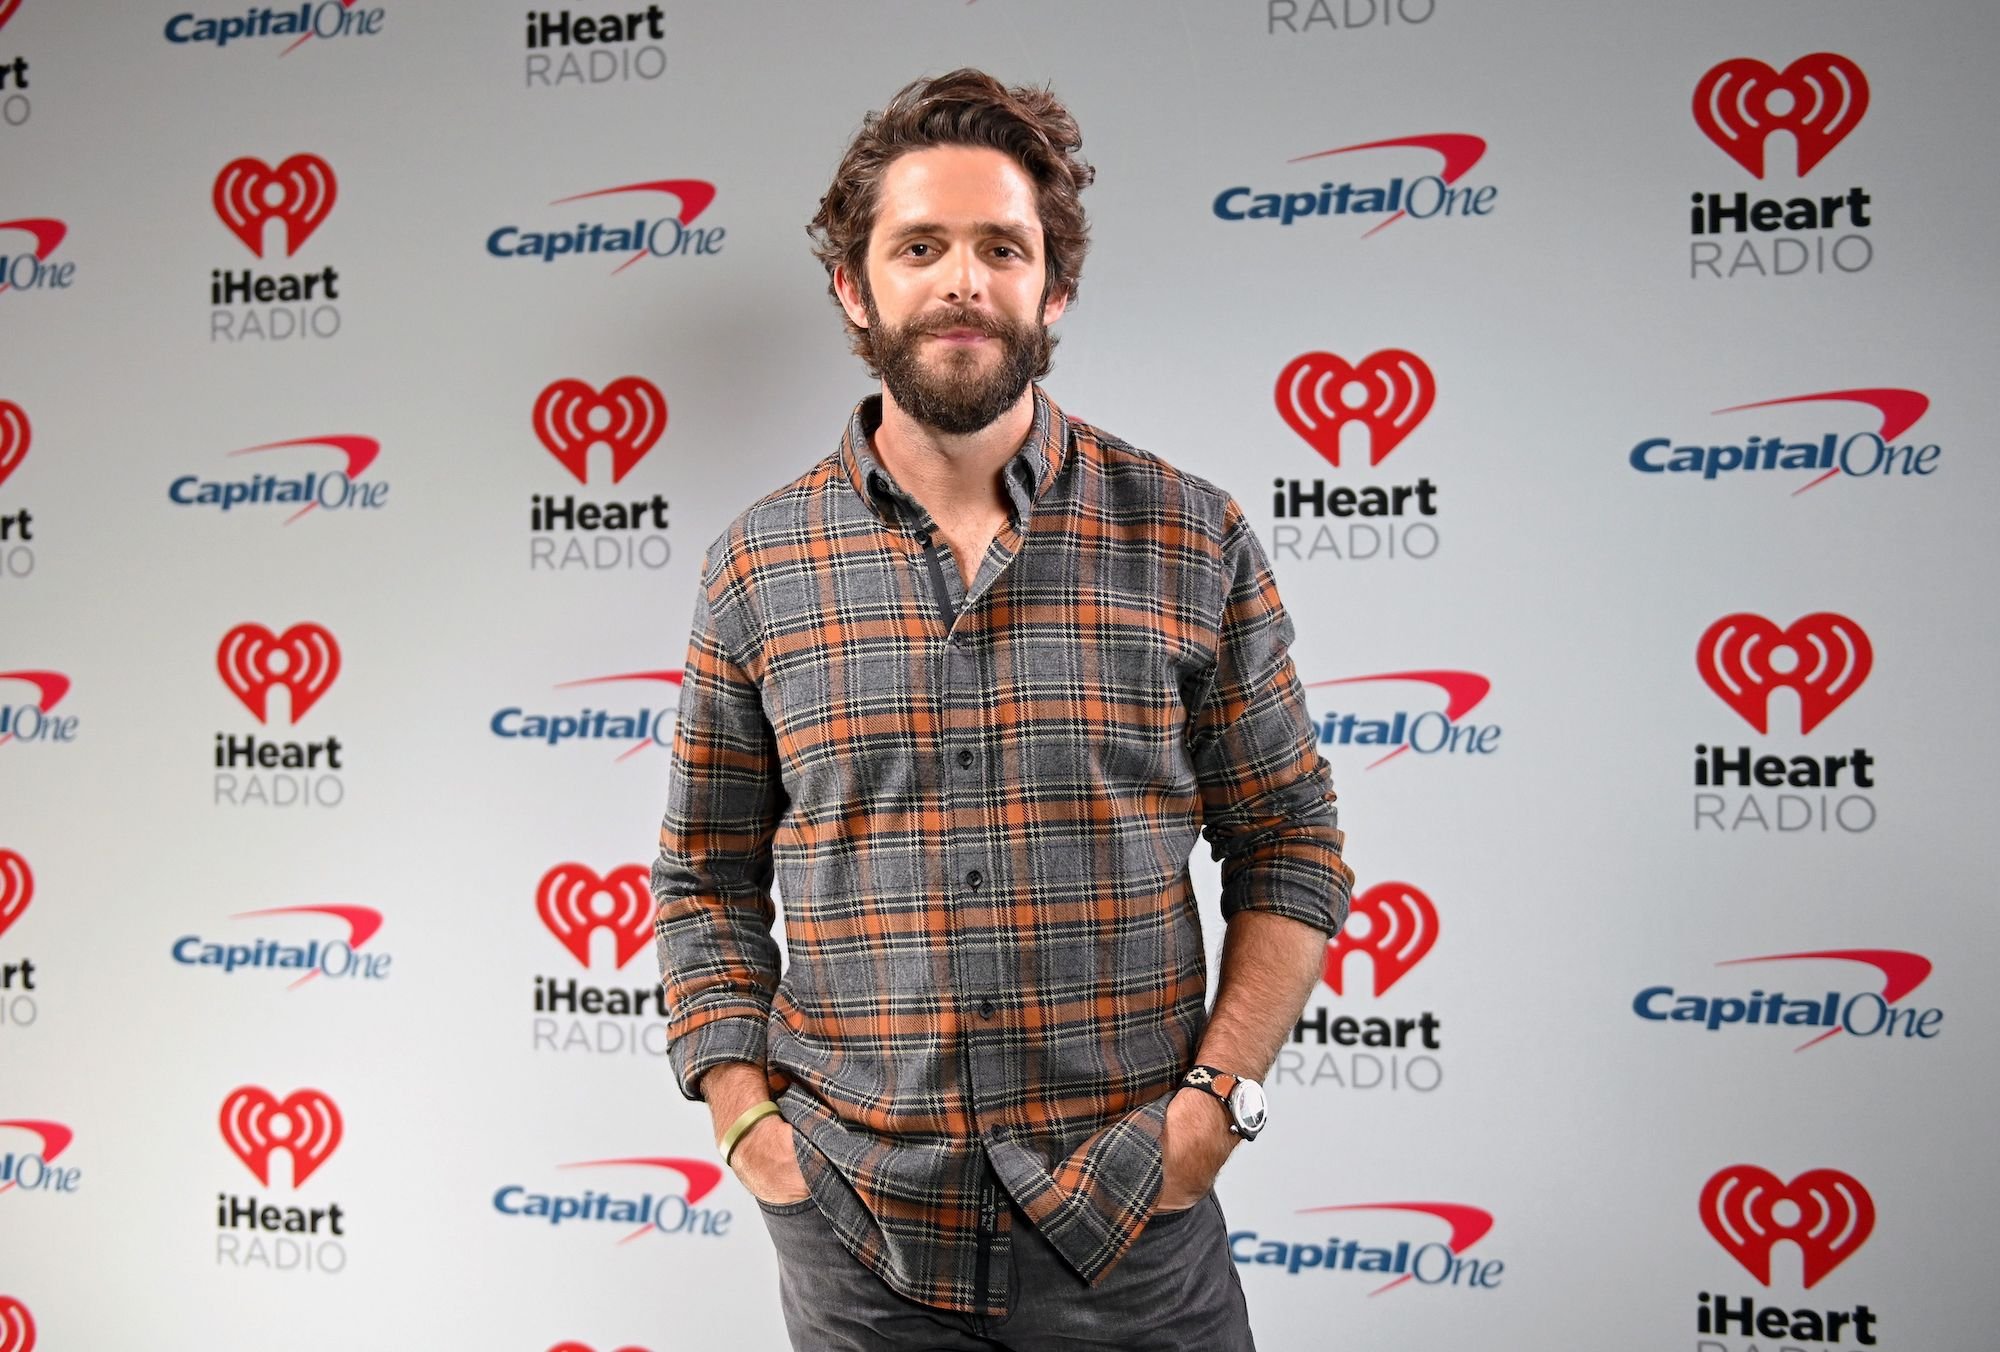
[{"xmin": 870, "ymin": 384, "xmax": 1035, "ymax": 526}]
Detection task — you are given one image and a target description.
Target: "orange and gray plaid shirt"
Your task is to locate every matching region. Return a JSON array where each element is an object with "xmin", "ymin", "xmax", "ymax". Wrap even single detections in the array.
[{"xmin": 653, "ymin": 386, "xmax": 1350, "ymax": 1315}]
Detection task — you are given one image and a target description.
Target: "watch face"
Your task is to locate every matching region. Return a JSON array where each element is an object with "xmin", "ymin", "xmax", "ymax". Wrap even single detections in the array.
[{"xmin": 1229, "ymin": 1080, "xmax": 1268, "ymax": 1136}]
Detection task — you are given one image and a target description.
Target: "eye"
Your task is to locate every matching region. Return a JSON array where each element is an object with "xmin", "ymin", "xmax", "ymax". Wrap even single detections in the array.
[
  {"xmin": 991, "ymin": 245, "xmax": 1019, "ymax": 259},
  {"xmin": 904, "ymin": 242, "xmax": 933, "ymax": 258}
]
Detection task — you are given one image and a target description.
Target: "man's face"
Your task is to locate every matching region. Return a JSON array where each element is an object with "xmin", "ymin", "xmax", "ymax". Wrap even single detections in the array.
[{"xmin": 837, "ymin": 146, "xmax": 1069, "ymax": 437}]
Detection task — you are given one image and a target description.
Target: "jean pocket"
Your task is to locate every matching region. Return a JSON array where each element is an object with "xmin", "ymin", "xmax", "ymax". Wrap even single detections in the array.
[{"xmin": 756, "ymin": 1195, "xmax": 818, "ymax": 1217}]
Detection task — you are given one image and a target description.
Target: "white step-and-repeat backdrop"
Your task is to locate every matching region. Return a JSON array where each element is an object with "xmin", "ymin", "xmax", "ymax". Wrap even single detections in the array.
[{"xmin": 4, "ymin": 1, "xmax": 1996, "ymax": 1348}]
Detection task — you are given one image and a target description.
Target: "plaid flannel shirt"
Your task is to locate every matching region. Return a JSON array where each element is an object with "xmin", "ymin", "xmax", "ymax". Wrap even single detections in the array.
[{"xmin": 653, "ymin": 386, "xmax": 1351, "ymax": 1314}]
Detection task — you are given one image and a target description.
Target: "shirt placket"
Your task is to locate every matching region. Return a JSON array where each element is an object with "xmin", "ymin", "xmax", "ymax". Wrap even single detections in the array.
[{"xmin": 915, "ymin": 513, "xmax": 1026, "ymax": 1316}]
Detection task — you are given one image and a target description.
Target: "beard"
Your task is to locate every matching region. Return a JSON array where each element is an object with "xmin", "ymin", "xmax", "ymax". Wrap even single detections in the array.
[{"xmin": 865, "ymin": 297, "xmax": 1052, "ymax": 437}]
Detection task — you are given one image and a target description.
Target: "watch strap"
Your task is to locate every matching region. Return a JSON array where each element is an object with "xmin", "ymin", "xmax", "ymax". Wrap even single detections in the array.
[{"xmin": 1180, "ymin": 1064, "xmax": 1242, "ymax": 1105}]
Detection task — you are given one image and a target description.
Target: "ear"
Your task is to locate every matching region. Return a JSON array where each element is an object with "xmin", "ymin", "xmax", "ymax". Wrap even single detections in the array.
[
  {"xmin": 834, "ymin": 263, "xmax": 871, "ymax": 331},
  {"xmin": 1040, "ymin": 280, "xmax": 1070, "ymax": 328}
]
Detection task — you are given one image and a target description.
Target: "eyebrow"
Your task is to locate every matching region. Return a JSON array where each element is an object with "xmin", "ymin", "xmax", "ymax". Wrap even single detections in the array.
[{"xmin": 883, "ymin": 220, "xmax": 1037, "ymax": 249}]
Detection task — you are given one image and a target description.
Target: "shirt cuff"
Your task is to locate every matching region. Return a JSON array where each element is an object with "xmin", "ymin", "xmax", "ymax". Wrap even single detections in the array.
[{"xmin": 666, "ymin": 1009, "xmax": 769, "ymax": 1101}]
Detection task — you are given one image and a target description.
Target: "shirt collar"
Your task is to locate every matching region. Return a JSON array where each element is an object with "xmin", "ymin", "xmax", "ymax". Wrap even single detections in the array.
[{"xmin": 839, "ymin": 384, "xmax": 1071, "ymax": 527}]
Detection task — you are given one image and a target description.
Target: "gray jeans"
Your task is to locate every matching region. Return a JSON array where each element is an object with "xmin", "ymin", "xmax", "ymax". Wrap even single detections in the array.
[{"xmin": 758, "ymin": 1191, "xmax": 1255, "ymax": 1351}]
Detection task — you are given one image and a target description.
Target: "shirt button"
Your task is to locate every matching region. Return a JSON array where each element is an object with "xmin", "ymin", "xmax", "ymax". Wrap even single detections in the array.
[
  {"xmin": 978, "ymin": 1000, "xmax": 996, "ymax": 1019},
  {"xmin": 965, "ymin": 869, "xmax": 983, "ymax": 891},
  {"xmin": 956, "ymin": 749, "xmax": 974, "ymax": 769}
]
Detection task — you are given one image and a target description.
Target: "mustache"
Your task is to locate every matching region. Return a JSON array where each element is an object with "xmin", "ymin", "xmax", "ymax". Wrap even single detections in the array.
[{"xmin": 909, "ymin": 307, "xmax": 1013, "ymax": 338}]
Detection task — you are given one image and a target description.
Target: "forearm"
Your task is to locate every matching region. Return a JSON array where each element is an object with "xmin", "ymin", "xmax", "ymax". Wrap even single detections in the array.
[{"xmin": 1195, "ymin": 910, "xmax": 1326, "ymax": 1079}]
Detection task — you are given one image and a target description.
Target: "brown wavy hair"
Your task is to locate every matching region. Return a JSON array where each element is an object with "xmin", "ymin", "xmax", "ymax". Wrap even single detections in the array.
[{"xmin": 808, "ymin": 69, "xmax": 1095, "ymax": 371}]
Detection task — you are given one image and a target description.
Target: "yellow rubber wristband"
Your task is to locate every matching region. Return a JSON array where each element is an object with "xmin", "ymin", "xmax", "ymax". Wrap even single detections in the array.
[{"xmin": 719, "ymin": 1100, "xmax": 781, "ymax": 1166}]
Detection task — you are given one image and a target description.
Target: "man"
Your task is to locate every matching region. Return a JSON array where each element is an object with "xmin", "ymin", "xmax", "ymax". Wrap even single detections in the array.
[{"xmin": 653, "ymin": 69, "xmax": 1352, "ymax": 1350}]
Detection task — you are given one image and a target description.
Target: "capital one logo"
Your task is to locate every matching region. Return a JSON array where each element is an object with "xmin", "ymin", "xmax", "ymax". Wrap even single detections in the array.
[
  {"xmin": 213, "ymin": 155, "xmax": 337, "ymax": 257},
  {"xmin": 1214, "ymin": 134, "xmax": 1494, "ymax": 237},
  {"xmin": 1324, "ymin": 882, "xmax": 1436, "ymax": 995},
  {"xmin": 217, "ymin": 623, "xmax": 341, "ymax": 723},
  {"xmin": 1695, "ymin": 54, "xmax": 1869, "ymax": 178},
  {"xmin": 1277, "ymin": 350, "xmax": 1434, "ymax": 467},
  {"xmin": 1697, "ymin": 613, "xmax": 1871, "ymax": 734},
  {"xmin": 1701, "ymin": 1165, "xmax": 1873, "ymax": 1288},
  {"xmin": 0, "ymin": 401, "xmax": 27, "ymax": 490},
  {"xmin": 534, "ymin": 378, "xmax": 667, "ymax": 485},
  {"xmin": 220, "ymin": 1086, "xmax": 342, "ymax": 1187},
  {"xmin": 0, "ymin": 1295, "xmax": 33, "ymax": 1352},
  {"xmin": 538, "ymin": 863, "xmax": 652, "ymax": 968}
]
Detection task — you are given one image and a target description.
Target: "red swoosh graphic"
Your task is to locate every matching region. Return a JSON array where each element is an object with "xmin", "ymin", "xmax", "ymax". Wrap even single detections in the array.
[
  {"xmin": 560, "ymin": 1156, "xmax": 727, "ymax": 1241},
  {"xmin": 553, "ymin": 671, "xmax": 685, "ymax": 690},
  {"xmin": 1304, "ymin": 670, "xmax": 1491, "ymax": 768},
  {"xmin": 0, "ymin": 1119, "xmax": 73, "ymax": 1194},
  {"xmin": 233, "ymin": 905, "xmax": 385, "ymax": 990},
  {"xmin": 1293, "ymin": 1201, "xmax": 1495, "ymax": 1295},
  {"xmin": 0, "ymin": 670, "xmax": 70, "ymax": 747},
  {"xmin": 0, "ymin": 218, "xmax": 66, "ymax": 260},
  {"xmin": 280, "ymin": 0, "xmax": 359, "ymax": 55},
  {"xmin": 0, "ymin": 218, "xmax": 67, "ymax": 296},
  {"xmin": 1711, "ymin": 389, "xmax": 1930, "ymax": 495},
  {"xmin": 1719, "ymin": 948, "xmax": 1933, "ymax": 1051},
  {"xmin": 1287, "ymin": 135, "xmax": 1487, "ymax": 237},
  {"xmin": 554, "ymin": 672, "xmax": 685, "ymax": 761},
  {"xmin": 549, "ymin": 181, "xmax": 718, "ymax": 274},
  {"xmin": 228, "ymin": 436, "xmax": 381, "ymax": 523}
]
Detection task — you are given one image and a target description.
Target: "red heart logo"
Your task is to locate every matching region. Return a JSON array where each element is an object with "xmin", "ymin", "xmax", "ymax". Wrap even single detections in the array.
[
  {"xmin": 537, "ymin": 863, "xmax": 654, "ymax": 968},
  {"xmin": 0, "ymin": 1, "xmax": 21, "ymax": 34},
  {"xmin": 1276, "ymin": 350, "xmax": 1434, "ymax": 467},
  {"xmin": 1701, "ymin": 1165, "xmax": 1874, "ymax": 1288},
  {"xmin": 0, "ymin": 401, "xmax": 29, "ymax": 491},
  {"xmin": 212, "ymin": 154, "xmax": 338, "ymax": 258},
  {"xmin": 0, "ymin": 850, "xmax": 31, "ymax": 943},
  {"xmin": 1696, "ymin": 612, "xmax": 1871, "ymax": 735},
  {"xmin": 219, "ymin": 1086, "xmax": 343, "ymax": 1187},
  {"xmin": 1322, "ymin": 882, "xmax": 1438, "ymax": 996},
  {"xmin": 1694, "ymin": 53, "xmax": 1869, "ymax": 178},
  {"xmin": 0, "ymin": 1295, "xmax": 35, "ymax": 1352},
  {"xmin": 216, "ymin": 623, "xmax": 342, "ymax": 724},
  {"xmin": 533, "ymin": 378, "xmax": 668, "ymax": 485}
]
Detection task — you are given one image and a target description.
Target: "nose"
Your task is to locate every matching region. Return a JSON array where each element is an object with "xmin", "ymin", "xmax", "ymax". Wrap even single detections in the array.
[{"xmin": 940, "ymin": 246, "xmax": 984, "ymax": 305}]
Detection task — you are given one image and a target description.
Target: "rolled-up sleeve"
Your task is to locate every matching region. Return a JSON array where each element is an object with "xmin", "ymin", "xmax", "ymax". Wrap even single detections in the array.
[
  {"xmin": 653, "ymin": 544, "xmax": 787, "ymax": 1099},
  {"xmin": 1190, "ymin": 506, "xmax": 1354, "ymax": 935}
]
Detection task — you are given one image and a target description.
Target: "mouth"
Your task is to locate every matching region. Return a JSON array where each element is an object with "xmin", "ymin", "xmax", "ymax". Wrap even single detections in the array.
[{"xmin": 927, "ymin": 328, "xmax": 990, "ymax": 344}]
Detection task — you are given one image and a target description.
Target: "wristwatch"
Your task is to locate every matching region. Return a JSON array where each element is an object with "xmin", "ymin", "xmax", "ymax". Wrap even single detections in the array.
[{"xmin": 1179, "ymin": 1065, "xmax": 1268, "ymax": 1141}]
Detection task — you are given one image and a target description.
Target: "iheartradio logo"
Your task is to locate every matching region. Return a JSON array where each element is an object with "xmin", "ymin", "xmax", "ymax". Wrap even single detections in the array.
[
  {"xmin": 1276, "ymin": 350, "xmax": 1434, "ymax": 467},
  {"xmin": 220, "ymin": 1086, "xmax": 343, "ymax": 1187},
  {"xmin": 533, "ymin": 378, "xmax": 667, "ymax": 485},
  {"xmin": 538, "ymin": 864, "xmax": 653, "ymax": 968},
  {"xmin": 0, "ymin": 1296, "xmax": 33, "ymax": 1352},
  {"xmin": 217, "ymin": 623, "xmax": 341, "ymax": 724},
  {"xmin": 213, "ymin": 155, "xmax": 337, "ymax": 258},
  {"xmin": 1695, "ymin": 54, "xmax": 1869, "ymax": 178},
  {"xmin": 0, "ymin": 849, "xmax": 30, "ymax": 942},
  {"xmin": 1697, "ymin": 613, "xmax": 1871, "ymax": 735},
  {"xmin": 1701, "ymin": 1165, "xmax": 1874, "ymax": 1288},
  {"xmin": 0, "ymin": 401, "xmax": 28, "ymax": 491},
  {"xmin": 1323, "ymin": 882, "xmax": 1437, "ymax": 996}
]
